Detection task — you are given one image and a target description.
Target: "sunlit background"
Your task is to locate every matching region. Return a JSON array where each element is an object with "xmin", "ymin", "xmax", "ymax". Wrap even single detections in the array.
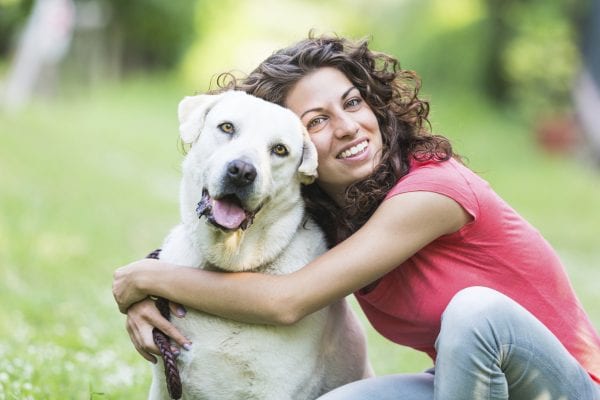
[{"xmin": 1, "ymin": 0, "xmax": 599, "ymax": 397}]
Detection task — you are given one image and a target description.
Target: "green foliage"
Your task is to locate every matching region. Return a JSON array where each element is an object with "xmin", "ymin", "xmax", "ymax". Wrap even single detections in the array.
[
  {"xmin": 0, "ymin": 0, "xmax": 197, "ymax": 72},
  {"xmin": 499, "ymin": 0, "xmax": 582, "ymax": 116},
  {"xmin": 364, "ymin": 0, "xmax": 584, "ymax": 118},
  {"xmin": 179, "ymin": 0, "xmax": 368, "ymax": 90},
  {"xmin": 365, "ymin": 0, "xmax": 489, "ymax": 91},
  {"xmin": 0, "ymin": 0, "xmax": 32, "ymax": 56},
  {"xmin": 101, "ymin": 0, "xmax": 197, "ymax": 70}
]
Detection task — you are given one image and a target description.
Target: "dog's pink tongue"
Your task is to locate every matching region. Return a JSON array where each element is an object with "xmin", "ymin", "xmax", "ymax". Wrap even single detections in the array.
[{"xmin": 212, "ymin": 199, "xmax": 246, "ymax": 230}]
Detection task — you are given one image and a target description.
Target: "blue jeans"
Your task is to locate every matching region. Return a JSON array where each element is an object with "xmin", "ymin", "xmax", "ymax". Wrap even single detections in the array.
[{"xmin": 318, "ymin": 286, "xmax": 600, "ymax": 400}]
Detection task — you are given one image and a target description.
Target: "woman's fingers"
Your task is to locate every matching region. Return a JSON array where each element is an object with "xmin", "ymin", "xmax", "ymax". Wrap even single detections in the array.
[
  {"xmin": 138, "ymin": 348, "xmax": 158, "ymax": 364},
  {"xmin": 126, "ymin": 313, "xmax": 158, "ymax": 363},
  {"xmin": 169, "ymin": 301, "xmax": 187, "ymax": 318},
  {"xmin": 126, "ymin": 302, "xmax": 161, "ymax": 356},
  {"xmin": 126, "ymin": 298, "xmax": 192, "ymax": 362},
  {"xmin": 152, "ymin": 311, "xmax": 192, "ymax": 350}
]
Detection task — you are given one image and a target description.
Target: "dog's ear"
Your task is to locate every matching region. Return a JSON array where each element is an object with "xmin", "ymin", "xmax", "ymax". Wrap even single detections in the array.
[
  {"xmin": 178, "ymin": 94, "xmax": 223, "ymax": 144},
  {"xmin": 298, "ymin": 127, "xmax": 319, "ymax": 185}
]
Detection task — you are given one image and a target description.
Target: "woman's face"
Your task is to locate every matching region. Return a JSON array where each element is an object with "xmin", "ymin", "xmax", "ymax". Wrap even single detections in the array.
[{"xmin": 284, "ymin": 67, "xmax": 383, "ymax": 203}]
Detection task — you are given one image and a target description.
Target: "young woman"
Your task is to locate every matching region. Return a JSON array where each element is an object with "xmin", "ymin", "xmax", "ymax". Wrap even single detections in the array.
[{"xmin": 113, "ymin": 34, "xmax": 600, "ymax": 399}]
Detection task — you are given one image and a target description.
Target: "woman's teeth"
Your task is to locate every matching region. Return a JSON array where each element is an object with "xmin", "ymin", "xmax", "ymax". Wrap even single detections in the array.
[{"xmin": 338, "ymin": 141, "xmax": 368, "ymax": 159}]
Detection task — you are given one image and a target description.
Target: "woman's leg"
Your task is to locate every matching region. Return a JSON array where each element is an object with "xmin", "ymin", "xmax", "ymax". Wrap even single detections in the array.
[
  {"xmin": 434, "ymin": 286, "xmax": 600, "ymax": 400},
  {"xmin": 317, "ymin": 372, "xmax": 434, "ymax": 400}
]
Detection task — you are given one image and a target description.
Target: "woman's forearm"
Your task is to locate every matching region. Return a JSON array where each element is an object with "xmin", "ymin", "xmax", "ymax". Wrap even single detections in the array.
[{"xmin": 140, "ymin": 264, "xmax": 298, "ymax": 325}]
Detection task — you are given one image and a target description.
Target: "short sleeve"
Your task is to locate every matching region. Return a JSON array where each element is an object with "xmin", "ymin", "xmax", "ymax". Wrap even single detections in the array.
[{"xmin": 385, "ymin": 158, "xmax": 480, "ymax": 221}]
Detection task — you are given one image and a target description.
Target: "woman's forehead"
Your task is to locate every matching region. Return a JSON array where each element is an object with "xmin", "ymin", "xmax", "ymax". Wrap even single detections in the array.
[{"xmin": 285, "ymin": 68, "xmax": 356, "ymax": 114}]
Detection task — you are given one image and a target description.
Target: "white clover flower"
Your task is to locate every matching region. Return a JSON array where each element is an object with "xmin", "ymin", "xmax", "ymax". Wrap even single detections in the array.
[{"xmin": 103, "ymin": 364, "xmax": 136, "ymax": 388}]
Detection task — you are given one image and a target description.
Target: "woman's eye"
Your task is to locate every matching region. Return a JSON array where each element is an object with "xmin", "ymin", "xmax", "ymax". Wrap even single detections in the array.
[
  {"xmin": 271, "ymin": 144, "xmax": 289, "ymax": 157},
  {"xmin": 345, "ymin": 97, "xmax": 362, "ymax": 109},
  {"xmin": 306, "ymin": 116, "xmax": 326, "ymax": 130},
  {"xmin": 218, "ymin": 122, "xmax": 235, "ymax": 134}
]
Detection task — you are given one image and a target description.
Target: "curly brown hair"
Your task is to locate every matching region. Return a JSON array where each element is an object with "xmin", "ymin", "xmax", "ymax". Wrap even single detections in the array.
[{"xmin": 215, "ymin": 33, "xmax": 455, "ymax": 245}]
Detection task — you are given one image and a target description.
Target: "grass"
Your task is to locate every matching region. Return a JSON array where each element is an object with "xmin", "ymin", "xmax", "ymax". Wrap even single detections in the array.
[{"xmin": 1, "ymin": 75, "xmax": 599, "ymax": 398}]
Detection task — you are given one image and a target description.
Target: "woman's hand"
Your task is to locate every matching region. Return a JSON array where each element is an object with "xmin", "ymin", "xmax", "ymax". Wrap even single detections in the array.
[
  {"xmin": 113, "ymin": 258, "xmax": 172, "ymax": 313},
  {"xmin": 126, "ymin": 298, "xmax": 192, "ymax": 363}
]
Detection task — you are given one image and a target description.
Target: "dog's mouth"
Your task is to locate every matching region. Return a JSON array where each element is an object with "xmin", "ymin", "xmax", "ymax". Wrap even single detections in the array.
[{"xmin": 195, "ymin": 190, "xmax": 258, "ymax": 231}]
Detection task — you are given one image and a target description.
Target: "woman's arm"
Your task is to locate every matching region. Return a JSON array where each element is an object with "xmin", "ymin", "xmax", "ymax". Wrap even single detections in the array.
[{"xmin": 113, "ymin": 191, "xmax": 471, "ymax": 325}]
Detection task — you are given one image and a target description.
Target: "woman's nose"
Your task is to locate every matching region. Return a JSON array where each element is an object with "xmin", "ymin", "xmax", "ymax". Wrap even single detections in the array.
[{"xmin": 332, "ymin": 113, "xmax": 359, "ymax": 138}]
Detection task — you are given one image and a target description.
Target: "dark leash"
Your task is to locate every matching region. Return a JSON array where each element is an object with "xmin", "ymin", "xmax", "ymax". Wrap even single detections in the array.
[{"xmin": 146, "ymin": 249, "xmax": 182, "ymax": 399}]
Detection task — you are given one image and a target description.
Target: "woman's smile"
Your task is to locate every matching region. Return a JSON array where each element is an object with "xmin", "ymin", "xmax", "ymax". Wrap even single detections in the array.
[{"xmin": 336, "ymin": 138, "xmax": 369, "ymax": 160}]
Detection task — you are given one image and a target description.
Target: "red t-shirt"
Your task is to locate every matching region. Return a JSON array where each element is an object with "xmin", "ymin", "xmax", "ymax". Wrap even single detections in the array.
[{"xmin": 355, "ymin": 157, "xmax": 600, "ymax": 383}]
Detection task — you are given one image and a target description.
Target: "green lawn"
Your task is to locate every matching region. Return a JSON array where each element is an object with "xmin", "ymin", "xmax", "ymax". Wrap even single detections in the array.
[{"xmin": 1, "ymin": 76, "xmax": 598, "ymax": 398}]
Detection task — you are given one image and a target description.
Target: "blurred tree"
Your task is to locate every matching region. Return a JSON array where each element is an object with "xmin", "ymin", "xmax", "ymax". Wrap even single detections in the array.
[
  {"xmin": 1, "ymin": 0, "xmax": 75, "ymax": 111},
  {"xmin": 179, "ymin": 0, "xmax": 365, "ymax": 90},
  {"xmin": 579, "ymin": 0, "xmax": 599, "ymax": 87},
  {"xmin": 359, "ymin": 0, "xmax": 489, "ymax": 95},
  {"xmin": 481, "ymin": 0, "xmax": 510, "ymax": 101},
  {"xmin": 2, "ymin": 0, "xmax": 198, "ymax": 79},
  {"xmin": 100, "ymin": 0, "xmax": 196, "ymax": 71},
  {"xmin": 0, "ymin": 0, "xmax": 33, "ymax": 59},
  {"xmin": 573, "ymin": 0, "xmax": 600, "ymax": 164},
  {"xmin": 362, "ymin": 0, "xmax": 584, "ymax": 120},
  {"xmin": 482, "ymin": 0, "xmax": 583, "ymax": 115}
]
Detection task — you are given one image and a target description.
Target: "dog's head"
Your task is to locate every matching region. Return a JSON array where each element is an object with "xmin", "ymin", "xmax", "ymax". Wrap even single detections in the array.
[{"xmin": 178, "ymin": 91, "xmax": 318, "ymax": 232}]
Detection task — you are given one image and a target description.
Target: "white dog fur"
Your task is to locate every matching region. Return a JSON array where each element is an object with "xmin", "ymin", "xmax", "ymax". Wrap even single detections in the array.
[{"xmin": 148, "ymin": 91, "xmax": 372, "ymax": 400}]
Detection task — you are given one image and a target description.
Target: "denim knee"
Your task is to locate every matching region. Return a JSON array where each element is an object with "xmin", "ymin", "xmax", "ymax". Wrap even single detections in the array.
[
  {"xmin": 436, "ymin": 286, "xmax": 510, "ymax": 352},
  {"xmin": 443, "ymin": 286, "xmax": 508, "ymax": 323}
]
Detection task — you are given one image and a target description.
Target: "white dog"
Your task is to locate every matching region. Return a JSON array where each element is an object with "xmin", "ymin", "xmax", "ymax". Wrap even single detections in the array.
[{"xmin": 149, "ymin": 91, "xmax": 371, "ymax": 400}]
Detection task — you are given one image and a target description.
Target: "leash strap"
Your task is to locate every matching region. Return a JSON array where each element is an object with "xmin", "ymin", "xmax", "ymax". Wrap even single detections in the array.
[{"xmin": 146, "ymin": 249, "xmax": 183, "ymax": 399}]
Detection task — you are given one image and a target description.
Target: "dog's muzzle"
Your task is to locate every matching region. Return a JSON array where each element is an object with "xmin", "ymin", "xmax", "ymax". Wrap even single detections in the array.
[{"xmin": 195, "ymin": 159, "xmax": 262, "ymax": 231}]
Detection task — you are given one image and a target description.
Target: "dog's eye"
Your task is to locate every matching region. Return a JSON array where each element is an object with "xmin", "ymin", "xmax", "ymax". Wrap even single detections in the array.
[
  {"xmin": 271, "ymin": 144, "xmax": 289, "ymax": 157},
  {"xmin": 218, "ymin": 122, "xmax": 235, "ymax": 134}
]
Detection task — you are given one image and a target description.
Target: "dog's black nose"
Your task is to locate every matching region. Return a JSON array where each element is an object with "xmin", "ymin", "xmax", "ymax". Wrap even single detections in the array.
[{"xmin": 226, "ymin": 159, "xmax": 257, "ymax": 186}]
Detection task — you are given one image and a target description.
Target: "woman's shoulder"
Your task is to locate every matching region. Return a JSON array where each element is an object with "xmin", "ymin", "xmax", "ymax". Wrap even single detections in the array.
[
  {"xmin": 387, "ymin": 157, "xmax": 480, "ymax": 197},
  {"xmin": 385, "ymin": 157, "xmax": 487, "ymax": 220}
]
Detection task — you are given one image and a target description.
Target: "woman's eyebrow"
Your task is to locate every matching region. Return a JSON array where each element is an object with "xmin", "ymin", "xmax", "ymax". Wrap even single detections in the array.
[
  {"xmin": 300, "ymin": 87, "xmax": 358, "ymax": 119},
  {"xmin": 341, "ymin": 86, "xmax": 357, "ymax": 99},
  {"xmin": 300, "ymin": 107, "xmax": 323, "ymax": 120}
]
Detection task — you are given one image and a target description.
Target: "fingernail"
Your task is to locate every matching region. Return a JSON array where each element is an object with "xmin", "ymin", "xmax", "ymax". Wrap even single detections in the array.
[
  {"xmin": 176, "ymin": 305, "xmax": 186, "ymax": 317},
  {"xmin": 183, "ymin": 342, "xmax": 192, "ymax": 351}
]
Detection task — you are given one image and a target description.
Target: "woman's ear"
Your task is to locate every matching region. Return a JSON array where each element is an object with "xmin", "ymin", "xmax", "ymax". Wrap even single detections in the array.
[
  {"xmin": 298, "ymin": 127, "xmax": 319, "ymax": 185},
  {"xmin": 178, "ymin": 93, "xmax": 224, "ymax": 144}
]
